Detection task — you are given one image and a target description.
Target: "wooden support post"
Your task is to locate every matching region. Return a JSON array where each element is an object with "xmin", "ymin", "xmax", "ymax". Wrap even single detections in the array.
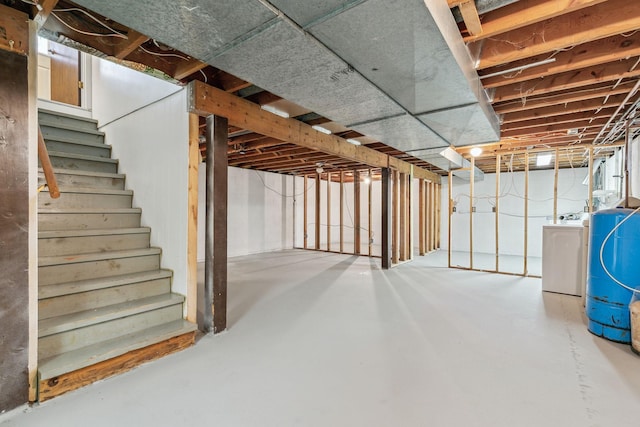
[
  {"xmin": 381, "ymin": 168, "xmax": 392, "ymax": 269},
  {"xmin": 553, "ymin": 148, "xmax": 559, "ymax": 224},
  {"xmin": 524, "ymin": 152, "xmax": 529, "ymax": 276},
  {"xmin": 186, "ymin": 113, "xmax": 199, "ymax": 323},
  {"xmin": 315, "ymin": 172, "xmax": 321, "ymax": 250},
  {"xmin": 419, "ymin": 178, "xmax": 425, "ymax": 256},
  {"xmin": 407, "ymin": 173, "xmax": 413, "ymax": 260},
  {"xmin": 340, "ymin": 172, "xmax": 344, "ymax": 253},
  {"xmin": 392, "ymin": 170, "xmax": 399, "ymax": 264},
  {"xmin": 448, "ymin": 172, "xmax": 453, "ymax": 268},
  {"xmin": 327, "ymin": 172, "xmax": 331, "ymax": 252},
  {"xmin": 588, "ymin": 147, "xmax": 594, "ymax": 213},
  {"xmin": 470, "ymin": 157, "xmax": 475, "ymax": 270},
  {"xmin": 368, "ymin": 169, "xmax": 373, "ymax": 256},
  {"xmin": 0, "ymin": 18, "xmax": 30, "ymax": 409},
  {"xmin": 354, "ymin": 170, "xmax": 361, "ymax": 254},
  {"xmin": 399, "ymin": 173, "xmax": 407, "ymax": 261},
  {"xmin": 495, "ymin": 154, "xmax": 501, "ymax": 272},
  {"xmin": 303, "ymin": 175, "xmax": 308, "ymax": 249},
  {"xmin": 201, "ymin": 115, "xmax": 228, "ymax": 334},
  {"xmin": 437, "ymin": 184, "xmax": 442, "ymax": 248}
]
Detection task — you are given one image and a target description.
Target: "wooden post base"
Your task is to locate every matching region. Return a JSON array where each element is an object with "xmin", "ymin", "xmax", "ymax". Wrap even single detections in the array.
[{"xmin": 38, "ymin": 332, "xmax": 196, "ymax": 402}]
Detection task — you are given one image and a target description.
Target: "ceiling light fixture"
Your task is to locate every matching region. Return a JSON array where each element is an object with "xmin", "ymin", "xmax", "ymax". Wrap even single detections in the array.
[
  {"xmin": 315, "ymin": 162, "xmax": 324, "ymax": 174},
  {"xmin": 312, "ymin": 125, "xmax": 332, "ymax": 134},
  {"xmin": 479, "ymin": 57, "xmax": 557, "ymax": 80},
  {"xmin": 536, "ymin": 153, "xmax": 553, "ymax": 167},
  {"xmin": 261, "ymin": 104, "xmax": 290, "ymax": 118},
  {"xmin": 470, "ymin": 147, "xmax": 482, "ymax": 157},
  {"xmin": 346, "ymin": 138, "xmax": 361, "ymax": 146}
]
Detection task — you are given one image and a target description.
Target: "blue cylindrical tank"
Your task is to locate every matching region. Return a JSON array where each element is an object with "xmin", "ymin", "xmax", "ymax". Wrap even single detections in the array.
[{"xmin": 586, "ymin": 208, "xmax": 640, "ymax": 343}]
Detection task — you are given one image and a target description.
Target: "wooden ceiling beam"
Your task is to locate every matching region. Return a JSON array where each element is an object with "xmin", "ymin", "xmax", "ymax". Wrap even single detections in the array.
[
  {"xmin": 114, "ymin": 30, "xmax": 148, "ymax": 60},
  {"xmin": 213, "ymin": 72, "xmax": 252, "ymax": 93},
  {"xmin": 492, "ymin": 58, "xmax": 640, "ymax": 103},
  {"xmin": 501, "ymin": 117, "xmax": 609, "ymax": 138},
  {"xmin": 464, "ymin": 0, "xmax": 606, "ymax": 43},
  {"xmin": 458, "ymin": 1, "xmax": 482, "ymax": 37},
  {"xmin": 481, "ymin": 32, "xmax": 640, "ymax": 89},
  {"xmin": 188, "ymin": 81, "xmax": 439, "ymax": 181},
  {"xmin": 473, "ymin": 0, "xmax": 640, "ymax": 70},
  {"xmin": 493, "ymin": 81, "xmax": 637, "ymax": 114},
  {"xmin": 502, "ymin": 111, "xmax": 614, "ymax": 132},
  {"xmin": 501, "ymin": 95, "xmax": 626, "ymax": 123},
  {"xmin": 173, "ymin": 58, "xmax": 207, "ymax": 81},
  {"xmin": 34, "ymin": 0, "xmax": 59, "ymax": 26}
]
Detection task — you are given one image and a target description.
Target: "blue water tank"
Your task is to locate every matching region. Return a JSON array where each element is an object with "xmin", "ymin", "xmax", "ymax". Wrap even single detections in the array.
[{"xmin": 586, "ymin": 208, "xmax": 640, "ymax": 343}]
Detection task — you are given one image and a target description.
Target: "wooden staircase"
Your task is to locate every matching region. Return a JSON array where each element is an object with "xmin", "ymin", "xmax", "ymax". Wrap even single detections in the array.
[{"xmin": 37, "ymin": 109, "xmax": 196, "ymax": 401}]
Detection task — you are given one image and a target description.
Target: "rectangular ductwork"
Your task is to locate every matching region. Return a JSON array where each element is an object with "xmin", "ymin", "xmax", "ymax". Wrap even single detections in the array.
[{"xmin": 74, "ymin": 0, "xmax": 500, "ymax": 173}]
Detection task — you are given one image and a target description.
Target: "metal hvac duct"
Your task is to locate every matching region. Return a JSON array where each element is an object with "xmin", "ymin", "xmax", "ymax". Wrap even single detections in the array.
[{"xmin": 74, "ymin": 0, "xmax": 500, "ymax": 173}]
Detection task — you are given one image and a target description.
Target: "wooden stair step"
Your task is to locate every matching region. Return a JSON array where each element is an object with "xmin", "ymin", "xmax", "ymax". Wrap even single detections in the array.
[
  {"xmin": 39, "ymin": 227, "xmax": 150, "ymax": 240},
  {"xmin": 38, "ymin": 168, "xmax": 125, "ymax": 190},
  {"xmin": 43, "ymin": 135, "xmax": 111, "ymax": 158},
  {"xmin": 38, "ymin": 227, "xmax": 151, "ymax": 256},
  {"xmin": 38, "ymin": 207, "xmax": 142, "ymax": 231},
  {"xmin": 39, "ymin": 247, "xmax": 161, "ymax": 268},
  {"xmin": 40, "ymin": 119, "xmax": 105, "ymax": 136},
  {"xmin": 47, "ymin": 151, "xmax": 118, "ymax": 174},
  {"xmin": 39, "ymin": 293, "xmax": 184, "ymax": 338},
  {"xmin": 39, "ymin": 269, "xmax": 172, "ymax": 300},
  {"xmin": 38, "ymin": 319, "xmax": 197, "ymax": 381}
]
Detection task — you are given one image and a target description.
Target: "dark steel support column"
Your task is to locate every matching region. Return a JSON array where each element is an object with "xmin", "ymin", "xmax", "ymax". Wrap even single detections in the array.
[{"xmin": 200, "ymin": 115, "xmax": 228, "ymax": 334}]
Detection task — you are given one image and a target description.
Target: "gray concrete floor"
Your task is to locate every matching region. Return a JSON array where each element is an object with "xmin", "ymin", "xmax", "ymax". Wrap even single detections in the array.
[{"xmin": 2, "ymin": 249, "xmax": 640, "ymax": 427}]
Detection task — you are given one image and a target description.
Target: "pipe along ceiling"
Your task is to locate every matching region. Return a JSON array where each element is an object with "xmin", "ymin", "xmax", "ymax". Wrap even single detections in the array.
[{"xmin": 74, "ymin": 0, "xmax": 500, "ymax": 179}]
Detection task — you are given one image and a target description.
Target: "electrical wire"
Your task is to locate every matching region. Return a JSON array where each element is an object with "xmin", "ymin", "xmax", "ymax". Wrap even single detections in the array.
[
  {"xmin": 50, "ymin": 12, "xmax": 127, "ymax": 38},
  {"xmin": 53, "ymin": 7, "xmax": 127, "ymax": 38},
  {"xmin": 598, "ymin": 207, "xmax": 640, "ymax": 294},
  {"xmin": 138, "ymin": 45, "xmax": 190, "ymax": 60}
]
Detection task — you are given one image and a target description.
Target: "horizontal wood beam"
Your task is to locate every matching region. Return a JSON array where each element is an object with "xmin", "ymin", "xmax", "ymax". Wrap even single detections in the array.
[
  {"xmin": 501, "ymin": 95, "xmax": 626, "ymax": 123},
  {"xmin": 502, "ymin": 111, "xmax": 613, "ymax": 132},
  {"xmin": 464, "ymin": 0, "xmax": 606, "ymax": 43},
  {"xmin": 473, "ymin": 0, "xmax": 640, "ymax": 69},
  {"xmin": 481, "ymin": 32, "xmax": 640, "ymax": 89},
  {"xmin": 459, "ymin": 1, "xmax": 482, "ymax": 36},
  {"xmin": 493, "ymin": 58, "xmax": 640, "ymax": 103},
  {"xmin": 493, "ymin": 81, "xmax": 637, "ymax": 114},
  {"xmin": 501, "ymin": 117, "xmax": 609, "ymax": 138},
  {"xmin": 174, "ymin": 58, "xmax": 208, "ymax": 81},
  {"xmin": 188, "ymin": 81, "xmax": 440, "ymax": 182},
  {"xmin": 114, "ymin": 30, "xmax": 148, "ymax": 60}
]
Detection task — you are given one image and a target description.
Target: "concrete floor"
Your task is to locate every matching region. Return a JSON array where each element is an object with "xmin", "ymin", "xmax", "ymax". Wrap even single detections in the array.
[{"xmin": 2, "ymin": 249, "xmax": 640, "ymax": 427}]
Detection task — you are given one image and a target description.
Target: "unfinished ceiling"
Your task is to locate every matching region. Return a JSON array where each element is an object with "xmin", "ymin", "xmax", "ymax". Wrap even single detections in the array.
[{"xmin": 9, "ymin": 0, "xmax": 640, "ymax": 175}]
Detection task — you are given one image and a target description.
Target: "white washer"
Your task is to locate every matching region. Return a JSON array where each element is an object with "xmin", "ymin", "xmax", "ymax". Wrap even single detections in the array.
[{"xmin": 542, "ymin": 224, "xmax": 584, "ymax": 296}]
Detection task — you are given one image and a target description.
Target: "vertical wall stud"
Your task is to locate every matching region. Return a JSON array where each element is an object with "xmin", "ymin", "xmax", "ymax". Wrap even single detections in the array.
[
  {"xmin": 392, "ymin": 170, "xmax": 399, "ymax": 264},
  {"xmin": 470, "ymin": 157, "xmax": 475, "ymax": 270},
  {"xmin": 588, "ymin": 147, "xmax": 594, "ymax": 213},
  {"xmin": 354, "ymin": 170, "xmax": 361, "ymax": 254},
  {"xmin": 303, "ymin": 175, "xmax": 308, "ymax": 249},
  {"xmin": 495, "ymin": 154, "xmax": 501, "ymax": 272},
  {"xmin": 382, "ymin": 168, "xmax": 392, "ymax": 269},
  {"xmin": 368, "ymin": 169, "xmax": 373, "ymax": 256},
  {"xmin": 553, "ymin": 147, "xmax": 559, "ymax": 224},
  {"xmin": 448, "ymin": 172, "xmax": 453, "ymax": 268},
  {"xmin": 399, "ymin": 173, "xmax": 407, "ymax": 261},
  {"xmin": 524, "ymin": 152, "xmax": 529, "ymax": 276},
  {"xmin": 340, "ymin": 171, "xmax": 344, "ymax": 253},
  {"xmin": 315, "ymin": 172, "xmax": 321, "ymax": 250},
  {"xmin": 419, "ymin": 178, "xmax": 425, "ymax": 256},
  {"xmin": 187, "ymin": 113, "xmax": 199, "ymax": 323},
  {"xmin": 327, "ymin": 172, "xmax": 331, "ymax": 252}
]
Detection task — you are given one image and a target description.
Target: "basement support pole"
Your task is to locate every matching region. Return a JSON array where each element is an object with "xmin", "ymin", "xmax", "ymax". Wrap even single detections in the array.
[
  {"xmin": 354, "ymin": 170, "xmax": 361, "ymax": 254},
  {"xmin": 201, "ymin": 115, "xmax": 228, "ymax": 334},
  {"xmin": 315, "ymin": 172, "xmax": 321, "ymax": 250},
  {"xmin": 381, "ymin": 168, "xmax": 392, "ymax": 269}
]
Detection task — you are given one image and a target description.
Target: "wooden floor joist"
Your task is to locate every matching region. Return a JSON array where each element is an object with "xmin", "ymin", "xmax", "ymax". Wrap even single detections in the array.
[{"xmin": 38, "ymin": 332, "xmax": 195, "ymax": 402}]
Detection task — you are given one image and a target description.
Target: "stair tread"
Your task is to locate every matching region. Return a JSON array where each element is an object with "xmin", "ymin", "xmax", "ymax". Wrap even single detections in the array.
[
  {"xmin": 39, "ymin": 207, "xmax": 141, "ymax": 214},
  {"xmin": 38, "ymin": 108, "xmax": 99, "ymax": 125},
  {"xmin": 41, "ymin": 134, "xmax": 110, "ymax": 149},
  {"xmin": 39, "ymin": 168, "xmax": 125, "ymax": 179},
  {"xmin": 39, "ymin": 227, "xmax": 150, "ymax": 239},
  {"xmin": 39, "ymin": 269, "xmax": 172, "ymax": 299},
  {"xmin": 38, "ymin": 319, "xmax": 196, "ymax": 380},
  {"xmin": 48, "ymin": 150, "xmax": 118, "ymax": 164},
  {"xmin": 39, "ymin": 293, "xmax": 184, "ymax": 338},
  {"xmin": 40, "ymin": 119, "xmax": 105, "ymax": 136},
  {"xmin": 41, "ymin": 186, "xmax": 133, "ymax": 196},
  {"xmin": 39, "ymin": 247, "xmax": 161, "ymax": 267}
]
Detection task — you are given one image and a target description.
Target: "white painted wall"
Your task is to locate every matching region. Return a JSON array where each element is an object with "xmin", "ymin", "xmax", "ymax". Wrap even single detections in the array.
[
  {"xmin": 441, "ymin": 167, "xmax": 589, "ymax": 257},
  {"xmin": 292, "ymin": 176, "xmax": 382, "ymax": 255},
  {"xmin": 90, "ymin": 57, "xmax": 190, "ymax": 297},
  {"xmin": 197, "ymin": 166, "xmax": 294, "ymax": 260}
]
